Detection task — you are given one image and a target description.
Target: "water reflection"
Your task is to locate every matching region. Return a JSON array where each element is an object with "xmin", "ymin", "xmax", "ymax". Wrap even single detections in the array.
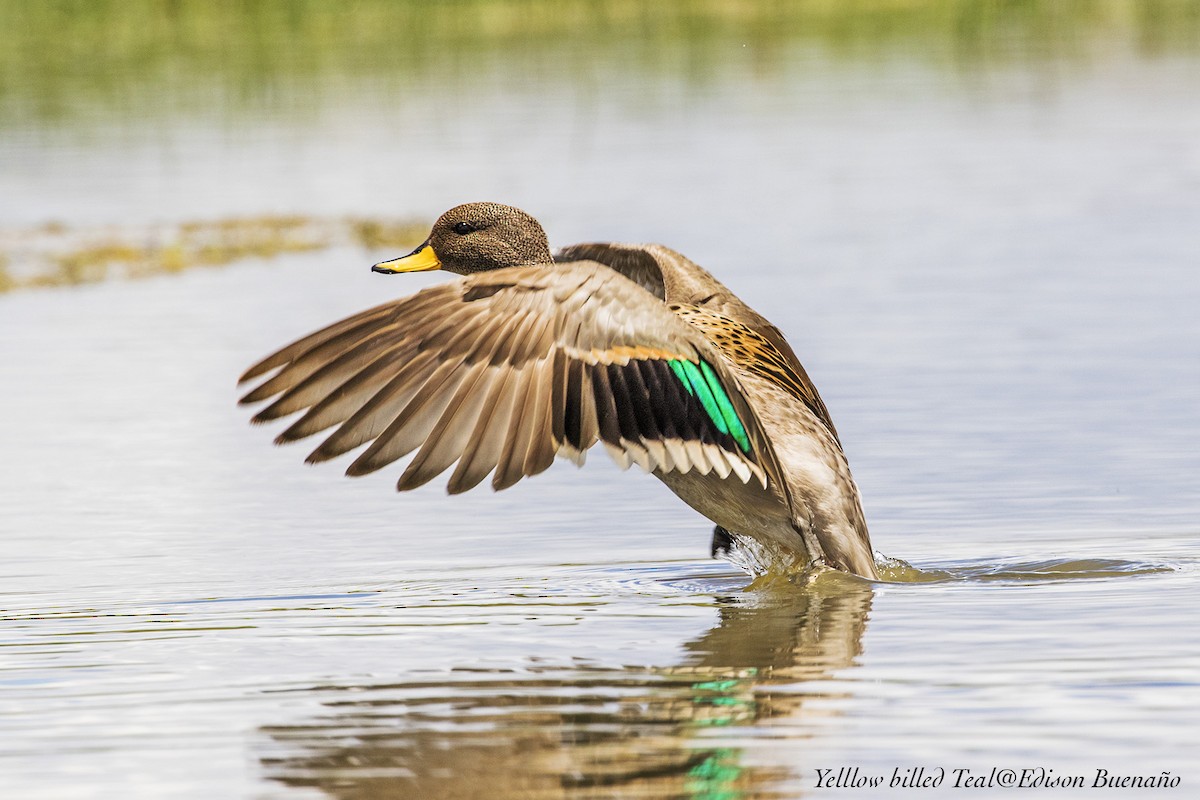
[{"xmin": 260, "ymin": 573, "xmax": 873, "ymax": 799}]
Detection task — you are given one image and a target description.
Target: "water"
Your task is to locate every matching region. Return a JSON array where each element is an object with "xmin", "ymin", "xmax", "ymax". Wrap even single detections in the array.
[{"xmin": 3, "ymin": 5, "xmax": 1200, "ymax": 798}]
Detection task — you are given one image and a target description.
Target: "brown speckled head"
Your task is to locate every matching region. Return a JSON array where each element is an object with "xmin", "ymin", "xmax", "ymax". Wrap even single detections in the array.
[{"xmin": 373, "ymin": 202, "xmax": 553, "ymax": 276}]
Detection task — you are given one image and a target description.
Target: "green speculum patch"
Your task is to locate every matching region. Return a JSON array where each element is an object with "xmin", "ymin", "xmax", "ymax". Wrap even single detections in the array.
[{"xmin": 667, "ymin": 359, "xmax": 751, "ymax": 453}]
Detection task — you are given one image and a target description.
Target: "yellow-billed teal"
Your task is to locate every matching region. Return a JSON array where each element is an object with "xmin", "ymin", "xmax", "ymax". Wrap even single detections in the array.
[{"xmin": 239, "ymin": 202, "xmax": 878, "ymax": 578}]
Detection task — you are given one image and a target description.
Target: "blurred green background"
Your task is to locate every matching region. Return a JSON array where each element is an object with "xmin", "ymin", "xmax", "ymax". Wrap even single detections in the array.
[
  {"xmin": 4, "ymin": 0, "xmax": 1198, "ymax": 128},
  {"xmin": 4, "ymin": 0, "xmax": 1197, "ymax": 290}
]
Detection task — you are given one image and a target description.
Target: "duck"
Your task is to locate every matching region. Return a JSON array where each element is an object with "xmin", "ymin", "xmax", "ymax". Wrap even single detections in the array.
[{"xmin": 238, "ymin": 202, "xmax": 878, "ymax": 579}]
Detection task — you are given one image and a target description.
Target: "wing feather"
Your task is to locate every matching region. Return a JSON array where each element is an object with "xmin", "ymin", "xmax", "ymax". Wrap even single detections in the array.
[
  {"xmin": 277, "ymin": 341, "xmax": 421, "ymax": 441},
  {"xmin": 397, "ymin": 361, "xmax": 493, "ymax": 490},
  {"xmin": 520, "ymin": 356, "xmax": 557, "ymax": 476},
  {"xmin": 447, "ymin": 366, "xmax": 520, "ymax": 494},
  {"xmin": 345, "ymin": 359, "xmax": 463, "ymax": 476},
  {"xmin": 304, "ymin": 350, "xmax": 441, "ymax": 462},
  {"xmin": 256, "ymin": 335, "xmax": 418, "ymax": 424},
  {"xmin": 241, "ymin": 317, "xmax": 398, "ymax": 406},
  {"xmin": 240, "ymin": 261, "xmax": 783, "ymax": 494},
  {"xmin": 492, "ymin": 364, "xmax": 540, "ymax": 491},
  {"xmin": 238, "ymin": 301, "xmax": 398, "ymax": 384}
]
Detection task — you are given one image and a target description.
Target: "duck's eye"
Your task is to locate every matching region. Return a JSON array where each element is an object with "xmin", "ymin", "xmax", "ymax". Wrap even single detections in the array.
[{"xmin": 452, "ymin": 222, "xmax": 475, "ymax": 235}]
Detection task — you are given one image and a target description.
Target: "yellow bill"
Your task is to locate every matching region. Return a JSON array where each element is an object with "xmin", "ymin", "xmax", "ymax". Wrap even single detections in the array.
[{"xmin": 372, "ymin": 241, "xmax": 442, "ymax": 274}]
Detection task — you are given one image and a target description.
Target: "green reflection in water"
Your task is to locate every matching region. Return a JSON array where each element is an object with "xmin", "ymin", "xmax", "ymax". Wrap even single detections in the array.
[
  {"xmin": 3, "ymin": 0, "xmax": 1198, "ymax": 128},
  {"xmin": 686, "ymin": 747, "xmax": 744, "ymax": 800},
  {"xmin": 259, "ymin": 572, "xmax": 872, "ymax": 798}
]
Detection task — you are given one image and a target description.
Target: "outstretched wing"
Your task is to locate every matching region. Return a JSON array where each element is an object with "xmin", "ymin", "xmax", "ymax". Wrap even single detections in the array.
[{"xmin": 239, "ymin": 262, "xmax": 784, "ymax": 495}]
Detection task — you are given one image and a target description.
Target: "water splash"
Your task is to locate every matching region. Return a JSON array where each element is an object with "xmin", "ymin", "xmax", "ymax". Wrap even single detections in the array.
[{"xmin": 712, "ymin": 528, "xmax": 1177, "ymax": 587}]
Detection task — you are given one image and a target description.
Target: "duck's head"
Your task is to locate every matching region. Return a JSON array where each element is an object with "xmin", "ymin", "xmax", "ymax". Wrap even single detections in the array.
[{"xmin": 372, "ymin": 202, "xmax": 552, "ymax": 276}]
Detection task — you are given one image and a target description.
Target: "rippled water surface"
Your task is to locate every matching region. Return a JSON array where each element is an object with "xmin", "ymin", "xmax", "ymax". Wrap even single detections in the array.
[{"xmin": 3, "ymin": 4, "xmax": 1200, "ymax": 798}]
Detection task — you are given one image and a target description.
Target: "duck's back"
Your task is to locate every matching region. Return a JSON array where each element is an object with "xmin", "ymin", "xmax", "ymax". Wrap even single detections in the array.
[
  {"xmin": 557, "ymin": 242, "xmax": 876, "ymax": 577},
  {"xmin": 556, "ymin": 243, "xmax": 839, "ymax": 443}
]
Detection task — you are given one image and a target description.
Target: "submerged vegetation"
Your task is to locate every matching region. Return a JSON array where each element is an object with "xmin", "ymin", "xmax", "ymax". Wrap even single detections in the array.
[
  {"xmin": 2, "ymin": 0, "xmax": 1198, "ymax": 127},
  {"xmin": 0, "ymin": 216, "xmax": 427, "ymax": 293}
]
